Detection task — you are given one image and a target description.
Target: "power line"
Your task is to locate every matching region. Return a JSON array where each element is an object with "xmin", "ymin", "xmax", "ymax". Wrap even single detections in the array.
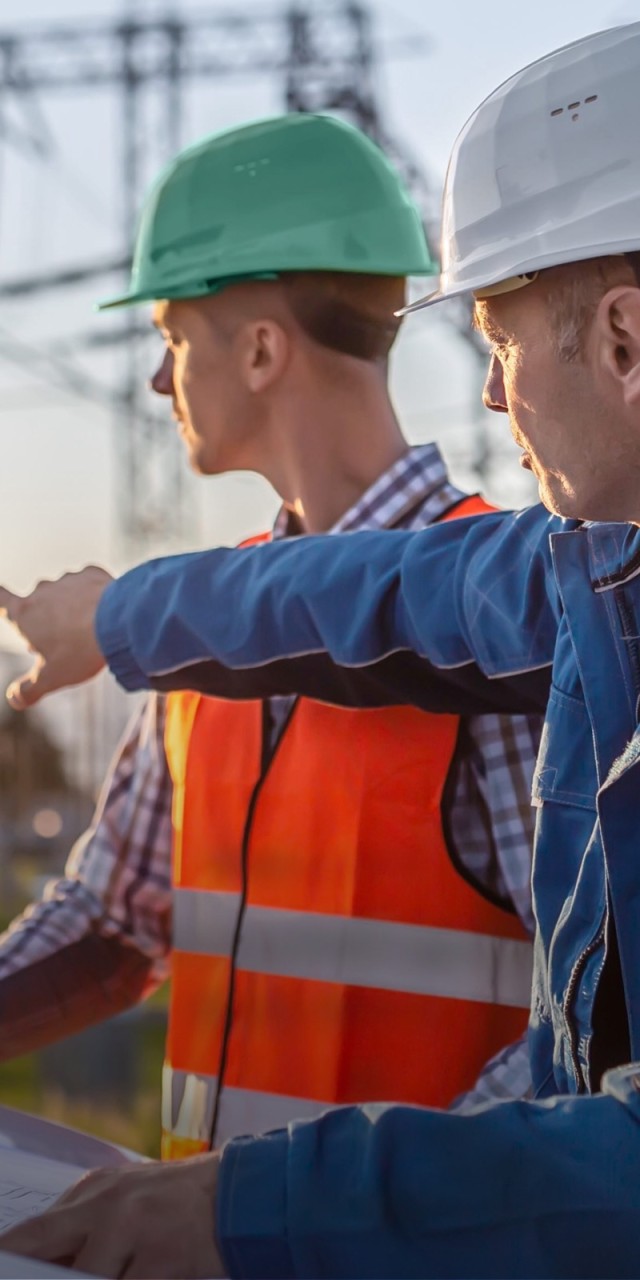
[
  {"xmin": 0, "ymin": 321, "xmax": 126, "ymax": 408},
  {"xmin": 0, "ymin": 258, "xmax": 130, "ymax": 298},
  {"xmin": 0, "ymin": 3, "xmax": 491, "ymax": 545}
]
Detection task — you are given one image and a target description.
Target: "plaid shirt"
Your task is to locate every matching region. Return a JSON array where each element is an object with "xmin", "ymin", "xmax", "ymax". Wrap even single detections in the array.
[{"xmin": 0, "ymin": 446, "xmax": 539, "ymax": 1105}]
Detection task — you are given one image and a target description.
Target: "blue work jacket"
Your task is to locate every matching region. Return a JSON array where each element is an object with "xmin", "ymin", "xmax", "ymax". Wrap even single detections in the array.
[{"xmin": 96, "ymin": 505, "xmax": 640, "ymax": 1277}]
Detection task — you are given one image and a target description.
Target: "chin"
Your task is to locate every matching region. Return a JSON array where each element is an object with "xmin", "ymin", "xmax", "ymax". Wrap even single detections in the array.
[
  {"xmin": 541, "ymin": 480, "xmax": 620, "ymax": 524},
  {"xmin": 534, "ymin": 474, "xmax": 561, "ymax": 517},
  {"xmin": 539, "ymin": 489, "xmax": 571, "ymax": 518},
  {"xmin": 185, "ymin": 449, "xmax": 209, "ymax": 476},
  {"xmin": 535, "ymin": 468, "xmax": 581, "ymax": 520}
]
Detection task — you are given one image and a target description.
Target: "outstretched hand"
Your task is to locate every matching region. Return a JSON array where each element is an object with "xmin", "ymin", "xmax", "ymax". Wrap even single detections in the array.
[
  {"xmin": 0, "ymin": 1153, "xmax": 225, "ymax": 1279},
  {"xmin": 0, "ymin": 566, "xmax": 112, "ymax": 709}
]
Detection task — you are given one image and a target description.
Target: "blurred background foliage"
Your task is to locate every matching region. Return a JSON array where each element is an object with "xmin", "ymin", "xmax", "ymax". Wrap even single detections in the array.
[{"xmin": 0, "ymin": 704, "xmax": 166, "ymax": 1158}]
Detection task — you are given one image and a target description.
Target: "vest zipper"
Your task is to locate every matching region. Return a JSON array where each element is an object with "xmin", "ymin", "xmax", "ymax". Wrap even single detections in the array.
[{"xmin": 208, "ymin": 697, "xmax": 299, "ymax": 1148}]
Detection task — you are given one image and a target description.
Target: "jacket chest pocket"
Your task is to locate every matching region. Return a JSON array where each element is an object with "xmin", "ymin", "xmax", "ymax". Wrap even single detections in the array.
[{"xmin": 532, "ymin": 686, "xmax": 597, "ymax": 811}]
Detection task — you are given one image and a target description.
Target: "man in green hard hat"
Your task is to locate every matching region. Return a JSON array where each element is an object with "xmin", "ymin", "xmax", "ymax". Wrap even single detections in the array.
[{"xmin": 0, "ymin": 114, "xmax": 538, "ymax": 1269}]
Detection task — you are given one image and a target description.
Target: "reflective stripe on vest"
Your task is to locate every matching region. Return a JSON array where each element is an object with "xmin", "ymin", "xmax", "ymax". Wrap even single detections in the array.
[
  {"xmin": 163, "ymin": 1065, "xmax": 329, "ymax": 1152},
  {"xmin": 172, "ymin": 887, "xmax": 532, "ymax": 1007},
  {"xmin": 162, "ymin": 495, "xmax": 532, "ymax": 1156}
]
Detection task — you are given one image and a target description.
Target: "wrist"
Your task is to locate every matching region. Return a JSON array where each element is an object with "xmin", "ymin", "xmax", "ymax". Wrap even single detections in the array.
[{"xmin": 216, "ymin": 1130, "xmax": 294, "ymax": 1279}]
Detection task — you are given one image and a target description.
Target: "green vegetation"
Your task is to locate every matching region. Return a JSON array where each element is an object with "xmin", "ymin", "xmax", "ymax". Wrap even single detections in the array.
[{"xmin": 0, "ymin": 989, "xmax": 169, "ymax": 1158}]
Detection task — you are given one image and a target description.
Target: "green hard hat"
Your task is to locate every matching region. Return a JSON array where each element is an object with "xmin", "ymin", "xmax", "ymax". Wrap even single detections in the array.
[{"xmin": 99, "ymin": 113, "xmax": 435, "ymax": 309}]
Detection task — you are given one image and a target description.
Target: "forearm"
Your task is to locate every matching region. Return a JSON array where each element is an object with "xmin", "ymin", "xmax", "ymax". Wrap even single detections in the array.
[
  {"xmin": 0, "ymin": 933, "xmax": 152, "ymax": 1061},
  {"xmin": 97, "ymin": 506, "xmax": 563, "ymax": 716},
  {"xmin": 217, "ymin": 1064, "xmax": 640, "ymax": 1279}
]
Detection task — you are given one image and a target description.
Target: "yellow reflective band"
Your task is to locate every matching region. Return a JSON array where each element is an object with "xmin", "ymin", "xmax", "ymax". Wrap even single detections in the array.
[{"xmin": 162, "ymin": 1065, "xmax": 330, "ymax": 1147}]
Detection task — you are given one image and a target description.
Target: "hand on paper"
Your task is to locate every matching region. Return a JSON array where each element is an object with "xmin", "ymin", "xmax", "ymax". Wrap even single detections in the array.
[{"xmin": 0, "ymin": 1152, "xmax": 225, "ymax": 1279}]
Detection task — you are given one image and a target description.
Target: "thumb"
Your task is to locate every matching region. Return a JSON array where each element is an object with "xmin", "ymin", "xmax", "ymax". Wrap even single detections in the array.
[{"xmin": 7, "ymin": 660, "xmax": 57, "ymax": 711}]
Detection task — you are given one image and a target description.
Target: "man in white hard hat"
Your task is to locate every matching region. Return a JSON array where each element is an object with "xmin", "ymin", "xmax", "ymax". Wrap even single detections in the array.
[{"xmin": 4, "ymin": 21, "xmax": 640, "ymax": 1280}]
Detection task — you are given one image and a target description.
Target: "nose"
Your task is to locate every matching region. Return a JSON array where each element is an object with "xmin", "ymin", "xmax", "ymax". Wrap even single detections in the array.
[
  {"xmin": 482, "ymin": 355, "xmax": 508, "ymax": 413},
  {"xmin": 149, "ymin": 348, "xmax": 174, "ymax": 397}
]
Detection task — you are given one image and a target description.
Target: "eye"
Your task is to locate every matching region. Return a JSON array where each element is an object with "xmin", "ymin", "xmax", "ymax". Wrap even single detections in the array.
[
  {"xmin": 162, "ymin": 330, "xmax": 183, "ymax": 351},
  {"xmin": 490, "ymin": 339, "xmax": 511, "ymax": 361}
]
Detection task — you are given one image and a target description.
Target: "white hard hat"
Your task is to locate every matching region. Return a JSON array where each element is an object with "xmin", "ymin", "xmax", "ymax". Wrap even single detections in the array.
[{"xmin": 403, "ymin": 22, "xmax": 640, "ymax": 313}]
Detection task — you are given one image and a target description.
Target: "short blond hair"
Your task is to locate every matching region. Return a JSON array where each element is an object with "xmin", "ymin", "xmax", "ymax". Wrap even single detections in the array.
[
  {"xmin": 281, "ymin": 272, "xmax": 405, "ymax": 363},
  {"xmin": 201, "ymin": 271, "xmax": 405, "ymax": 364}
]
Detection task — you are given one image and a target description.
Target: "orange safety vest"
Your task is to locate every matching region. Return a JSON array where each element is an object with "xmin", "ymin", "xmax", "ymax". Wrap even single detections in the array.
[{"xmin": 162, "ymin": 497, "xmax": 533, "ymax": 1158}]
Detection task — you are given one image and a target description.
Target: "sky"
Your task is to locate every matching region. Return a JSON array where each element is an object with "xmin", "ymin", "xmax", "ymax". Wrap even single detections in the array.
[{"xmin": 0, "ymin": 0, "xmax": 638, "ymax": 623}]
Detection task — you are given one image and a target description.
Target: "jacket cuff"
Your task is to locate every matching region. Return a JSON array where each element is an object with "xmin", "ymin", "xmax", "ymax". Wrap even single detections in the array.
[
  {"xmin": 95, "ymin": 582, "xmax": 150, "ymax": 691},
  {"xmin": 216, "ymin": 1129, "xmax": 295, "ymax": 1279}
]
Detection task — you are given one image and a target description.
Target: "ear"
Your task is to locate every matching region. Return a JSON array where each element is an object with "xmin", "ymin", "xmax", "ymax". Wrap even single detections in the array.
[
  {"xmin": 596, "ymin": 286, "xmax": 640, "ymax": 406},
  {"xmin": 240, "ymin": 319, "xmax": 289, "ymax": 394}
]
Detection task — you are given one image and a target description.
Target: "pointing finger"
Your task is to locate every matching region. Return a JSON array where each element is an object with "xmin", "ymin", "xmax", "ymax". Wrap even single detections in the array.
[
  {"xmin": 7, "ymin": 681, "xmax": 29, "ymax": 711},
  {"xmin": 7, "ymin": 660, "xmax": 51, "ymax": 711}
]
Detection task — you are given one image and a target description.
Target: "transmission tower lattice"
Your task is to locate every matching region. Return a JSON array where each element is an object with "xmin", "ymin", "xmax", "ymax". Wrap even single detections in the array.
[{"xmin": 0, "ymin": 4, "xmax": 468, "ymax": 554}]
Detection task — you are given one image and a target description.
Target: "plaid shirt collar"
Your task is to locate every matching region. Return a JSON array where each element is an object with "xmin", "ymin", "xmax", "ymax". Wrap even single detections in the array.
[{"xmin": 272, "ymin": 443, "xmax": 459, "ymax": 540}]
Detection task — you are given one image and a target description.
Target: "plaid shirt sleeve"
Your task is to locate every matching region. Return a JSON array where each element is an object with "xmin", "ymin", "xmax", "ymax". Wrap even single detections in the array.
[
  {"xmin": 444, "ymin": 712, "xmax": 540, "ymax": 1106},
  {"xmin": 0, "ymin": 694, "xmax": 173, "ymax": 983},
  {"xmin": 446, "ymin": 711, "xmax": 539, "ymax": 936},
  {"xmin": 449, "ymin": 1033, "xmax": 534, "ymax": 1111}
]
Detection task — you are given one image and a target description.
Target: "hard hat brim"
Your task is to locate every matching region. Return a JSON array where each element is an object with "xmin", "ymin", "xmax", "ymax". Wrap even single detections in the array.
[
  {"xmin": 96, "ymin": 290, "xmax": 153, "ymax": 311},
  {"xmin": 397, "ymin": 270, "xmax": 542, "ymax": 315},
  {"xmin": 96, "ymin": 271, "xmax": 280, "ymax": 311},
  {"xmin": 396, "ymin": 280, "xmax": 468, "ymax": 315}
]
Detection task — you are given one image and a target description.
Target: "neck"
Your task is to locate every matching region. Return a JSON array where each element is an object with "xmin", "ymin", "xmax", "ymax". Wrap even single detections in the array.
[{"xmin": 265, "ymin": 365, "xmax": 409, "ymax": 533}]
